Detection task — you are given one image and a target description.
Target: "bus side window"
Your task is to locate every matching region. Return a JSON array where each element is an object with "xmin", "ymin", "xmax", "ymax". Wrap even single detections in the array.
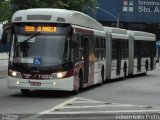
[
  {"xmin": 71, "ymin": 34, "xmax": 78, "ymax": 63},
  {"xmin": 94, "ymin": 37, "xmax": 97, "ymax": 60},
  {"xmin": 100, "ymin": 38, "xmax": 104, "ymax": 59},
  {"xmin": 95, "ymin": 37, "xmax": 100, "ymax": 60},
  {"xmin": 112, "ymin": 39, "xmax": 116, "ymax": 59},
  {"xmin": 102, "ymin": 38, "xmax": 106, "ymax": 59},
  {"xmin": 78, "ymin": 35, "xmax": 84, "ymax": 61},
  {"xmin": 94, "ymin": 37, "xmax": 106, "ymax": 60}
]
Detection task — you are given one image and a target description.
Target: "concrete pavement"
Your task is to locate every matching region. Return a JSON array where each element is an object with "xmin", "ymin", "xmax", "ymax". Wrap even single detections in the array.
[
  {"xmin": 0, "ymin": 52, "xmax": 8, "ymax": 71},
  {"xmin": 0, "ymin": 53, "xmax": 8, "ymax": 78}
]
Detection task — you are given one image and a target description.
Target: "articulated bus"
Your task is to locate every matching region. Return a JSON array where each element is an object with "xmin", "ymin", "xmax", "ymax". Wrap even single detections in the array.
[
  {"xmin": 128, "ymin": 31, "xmax": 156, "ymax": 76},
  {"xmin": 2, "ymin": 9, "xmax": 106, "ymax": 95},
  {"xmin": 104, "ymin": 27, "xmax": 129, "ymax": 80},
  {"xmin": 103, "ymin": 27, "xmax": 156, "ymax": 81},
  {"xmin": 1, "ymin": 9, "xmax": 156, "ymax": 95}
]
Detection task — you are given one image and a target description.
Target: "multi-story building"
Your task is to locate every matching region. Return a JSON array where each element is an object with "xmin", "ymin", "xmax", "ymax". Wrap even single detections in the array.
[{"xmin": 94, "ymin": 0, "xmax": 160, "ymax": 40}]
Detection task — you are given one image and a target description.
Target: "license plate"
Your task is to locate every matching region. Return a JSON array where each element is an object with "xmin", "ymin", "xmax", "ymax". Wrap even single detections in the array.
[{"xmin": 30, "ymin": 82, "xmax": 41, "ymax": 86}]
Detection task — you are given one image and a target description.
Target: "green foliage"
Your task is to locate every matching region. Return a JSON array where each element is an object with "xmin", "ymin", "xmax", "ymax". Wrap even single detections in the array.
[
  {"xmin": 0, "ymin": 0, "xmax": 97, "ymax": 22},
  {"xmin": 64, "ymin": 0, "xmax": 97, "ymax": 13},
  {"xmin": 0, "ymin": 0, "xmax": 11, "ymax": 23},
  {"xmin": 10, "ymin": 0, "xmax": 97, "ymax": 13}
]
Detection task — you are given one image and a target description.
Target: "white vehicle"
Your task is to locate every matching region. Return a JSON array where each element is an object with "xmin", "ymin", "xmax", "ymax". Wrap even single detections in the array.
[
  {"xmin": 128, "ymin": 31, "xmax": 156, "ymax": 76},
  {"xmin": 1, "ymin": 9, "xmax": 156, "ymax": 95},
  {"xmin": 104, "ymin": 27, "xmax": 129, "ymax": 80},
  {"xmin": 103, "ymin": 27, "xmax": 156, "ymax": 81},
  {"xmin": 1, "ymin": 9, "xmax": 106, "ymax": 95}
]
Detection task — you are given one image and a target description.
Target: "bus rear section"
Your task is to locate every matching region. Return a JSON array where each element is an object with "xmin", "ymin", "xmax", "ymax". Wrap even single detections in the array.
[
  {"xmin": 104, "ymin": 27, "xmax": 129, "ymax": 80},
  {"xmin": 128, "ymin": 31, "xmax": 156, "ymax": 76}
]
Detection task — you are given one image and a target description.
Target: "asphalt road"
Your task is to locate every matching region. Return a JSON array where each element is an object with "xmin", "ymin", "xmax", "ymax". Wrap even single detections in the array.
[{"xmin": 1, "ymin": 64, "xmax": 160, "ymax": 119}]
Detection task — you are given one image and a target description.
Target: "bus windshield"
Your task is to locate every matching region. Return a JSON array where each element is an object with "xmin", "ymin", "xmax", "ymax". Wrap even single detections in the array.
[{"xmin": 10, "ymin": 24, "xmax": 72, "ymax": 68}]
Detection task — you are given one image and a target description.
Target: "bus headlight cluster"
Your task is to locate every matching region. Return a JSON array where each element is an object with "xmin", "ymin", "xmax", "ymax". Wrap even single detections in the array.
[
  {"xmin": 52, "ymin": 72, "xmax": 67, "ymax": 79},
  {"xmin": 9, "ymin": 70, "xmax": 22, "ymax": 78}
]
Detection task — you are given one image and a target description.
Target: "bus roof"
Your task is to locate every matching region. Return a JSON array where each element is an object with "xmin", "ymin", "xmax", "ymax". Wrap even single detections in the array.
[
  {"xmin": 103, "ymin": 26, "xmax": 129, "ymax": 39},
  {"xmin": 128, "ymin": 30, "xmax": 156, "ymax": 41},
  {"xmin": 12, "ymin": 8, "xmax": 104, "ymax": 31},
  {"xmin": 104, "ymin": 26, "xmax": 127, "ymax": 35}
]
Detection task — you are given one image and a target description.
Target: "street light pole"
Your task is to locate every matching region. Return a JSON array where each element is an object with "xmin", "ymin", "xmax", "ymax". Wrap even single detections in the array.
[{"xmin": 96, "ymin": 7, "xmax": 119, "ymax": 28}]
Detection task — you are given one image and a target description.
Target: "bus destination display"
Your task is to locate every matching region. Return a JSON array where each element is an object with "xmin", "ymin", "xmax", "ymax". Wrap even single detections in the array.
[{"xmin": 24, "ymin": 26, "xmax": 57, "ymax": 33}]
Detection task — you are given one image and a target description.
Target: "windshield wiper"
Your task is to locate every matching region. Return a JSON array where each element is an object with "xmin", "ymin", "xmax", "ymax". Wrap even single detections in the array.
[{"xmin": 14, "ymin": 32, "xmax": 40, "ymax": 50}]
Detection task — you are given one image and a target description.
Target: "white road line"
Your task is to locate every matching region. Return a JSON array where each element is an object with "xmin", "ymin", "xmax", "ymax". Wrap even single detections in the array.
[
  {"xmin": 23, "ymin": 97, "xmax": 160, "ymax": 120},
  {"xmin": 75, "ymin": 97, "xmax": 105, "ymax": 103},
  {"xmin": 39, "ymin": 117, "xmax": 115, "ymax": 120},
  {"xmin": 61, "ymin": 104, "xmax": 137, "ymax": 109},
  {"xmin": 25, "ymin": 97, "xmax": 78, "ymax": 120},
  {"xmin": 70, "ymin": 99, "xmax": 160, "ymax": 109},
  {"xmin": 47, "ymin": 109, "xmax": 160, "ymax": 114},
  {"xmin": 72, "ymin": 101, "xmax": 105, "ymax": 104}
]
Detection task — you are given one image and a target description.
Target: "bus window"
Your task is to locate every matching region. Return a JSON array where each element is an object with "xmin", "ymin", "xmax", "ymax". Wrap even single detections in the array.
[
  {"xmin": 71, "ymin": 35, "xmax": 78, "ymax": 63},
  {"xmin": 78, "ymin": 35, "xmax": 84, "ymax": 61}
]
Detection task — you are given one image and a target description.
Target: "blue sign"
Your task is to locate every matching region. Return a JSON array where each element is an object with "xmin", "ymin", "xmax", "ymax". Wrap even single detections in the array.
[
  {"xmin": 96, "ymin": 0, "xmax": 160, "ymax": 23},
  {"xmin": 33, "ymin": 57, "xmax": 41, "ymax": 65}
]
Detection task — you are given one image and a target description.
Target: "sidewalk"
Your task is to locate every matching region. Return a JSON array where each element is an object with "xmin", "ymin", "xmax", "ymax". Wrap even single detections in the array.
[{"xmin": 0, "ymin": 53, "xmax": 8, "ymax": 71}]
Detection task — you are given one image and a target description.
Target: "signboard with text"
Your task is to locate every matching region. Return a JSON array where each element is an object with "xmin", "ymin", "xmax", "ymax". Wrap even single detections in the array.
[{"xmin": 97, "ymin": 0, "xmax": 160, "ymax": 23}]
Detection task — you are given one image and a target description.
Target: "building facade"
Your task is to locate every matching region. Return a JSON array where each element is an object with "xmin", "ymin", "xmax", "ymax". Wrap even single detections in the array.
[{"xmin": 95, "ymin": 0, "xmax": 160, "ymax": 40}]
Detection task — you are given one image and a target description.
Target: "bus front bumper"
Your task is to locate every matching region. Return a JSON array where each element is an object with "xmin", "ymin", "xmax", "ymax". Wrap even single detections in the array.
[{"xmin": 7, "ymin": 76, "xmax": 74, "ymax": 91}]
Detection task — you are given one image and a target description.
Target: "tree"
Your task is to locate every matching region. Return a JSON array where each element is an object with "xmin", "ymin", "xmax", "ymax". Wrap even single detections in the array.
[
  {"xmin": 10, "ymin": 0, "xmax": 97, "ymax": 14},
  {"xmin": 0, "ymin": 0, "xmax": 97, "ymax": 23},
  {"xmin": 0, "ymin": 0, "xmax": 11, "ymax": 23}
]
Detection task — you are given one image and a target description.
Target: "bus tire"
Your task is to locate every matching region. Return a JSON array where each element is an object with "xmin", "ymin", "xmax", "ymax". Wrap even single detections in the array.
[
  {"xmin": 144, "ymin": 61, "xmax": 148, "ymax": 76},
  {"xmin": 78, "ymin": 69, "xmax": 83, "ymax": 90},
  {"xmin": 72, "ymin": 89, "xmax": 79, "ymax": 95},
  {"xmin": 21, "ymin": 89, "xmax": 30, "ymax": 96},
  {"xmin": 101, "ymin": 66, "xmax": 105, "ymax": 83}
]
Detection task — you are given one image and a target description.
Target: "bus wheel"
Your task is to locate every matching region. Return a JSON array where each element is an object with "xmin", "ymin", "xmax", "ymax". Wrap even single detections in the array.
[
  {"xmin": 78, "ymin": 70, "xmax": 83, "ymax": 90},
  {"xmin": 101, "ymin": 66, "xmax": 105, "ymax": 83},
  {"xmin": 21, "ymin": 89, "xmax": 30, "ymax": 96},
  {"xmin": 72, "ymin": 89, "xmax": 79, "ymax": 95}
]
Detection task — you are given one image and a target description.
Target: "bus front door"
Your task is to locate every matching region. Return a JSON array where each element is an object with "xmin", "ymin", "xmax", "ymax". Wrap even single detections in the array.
[{"xmin": 83, "ymin": 37, "xmax": 89, "ymax": 84}]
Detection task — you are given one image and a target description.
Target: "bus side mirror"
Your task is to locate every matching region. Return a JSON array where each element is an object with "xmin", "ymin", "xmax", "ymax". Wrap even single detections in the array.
[{"xmin": 1, "ymin": 26, "xmax": 12, "ymax": 44}]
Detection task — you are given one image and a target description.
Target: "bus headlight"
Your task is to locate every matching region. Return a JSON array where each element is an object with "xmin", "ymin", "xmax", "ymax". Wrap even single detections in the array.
[
  {"xmin": 9, "ymin": 70, "xmax": 22, "ymax": 78},
  {"xmin": 52, "ymin": 72, "xmax": 67, "ymax": 79}
]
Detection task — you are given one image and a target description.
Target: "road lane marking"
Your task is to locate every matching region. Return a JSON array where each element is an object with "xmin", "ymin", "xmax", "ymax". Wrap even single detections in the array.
[
  {"xmin": 72, "ymin": 101, "xmax": 104, "ymax": 103},
  {"xmin": 25, "ymin": 97, "xmax": 77, "ymax": 119},
  {"xmin": 23, "ymin": 97, "xmax": 160, "ymax": 120},
  {"xmin": 61, "ymin": 104, "xmax": 137, "ymax": 109},
  {"xmin": 74, "ymin": 97, "xmax": 105, "ymax": 103},
  {"xmin": 43, "ymin": 109, "xmax": 160, "ymax": 114}
]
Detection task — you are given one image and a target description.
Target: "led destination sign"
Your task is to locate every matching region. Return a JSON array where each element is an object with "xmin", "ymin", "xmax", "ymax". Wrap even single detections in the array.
[{"xmin": 24, "ymin": 26, "xmax": 57, "ymax": 33}]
